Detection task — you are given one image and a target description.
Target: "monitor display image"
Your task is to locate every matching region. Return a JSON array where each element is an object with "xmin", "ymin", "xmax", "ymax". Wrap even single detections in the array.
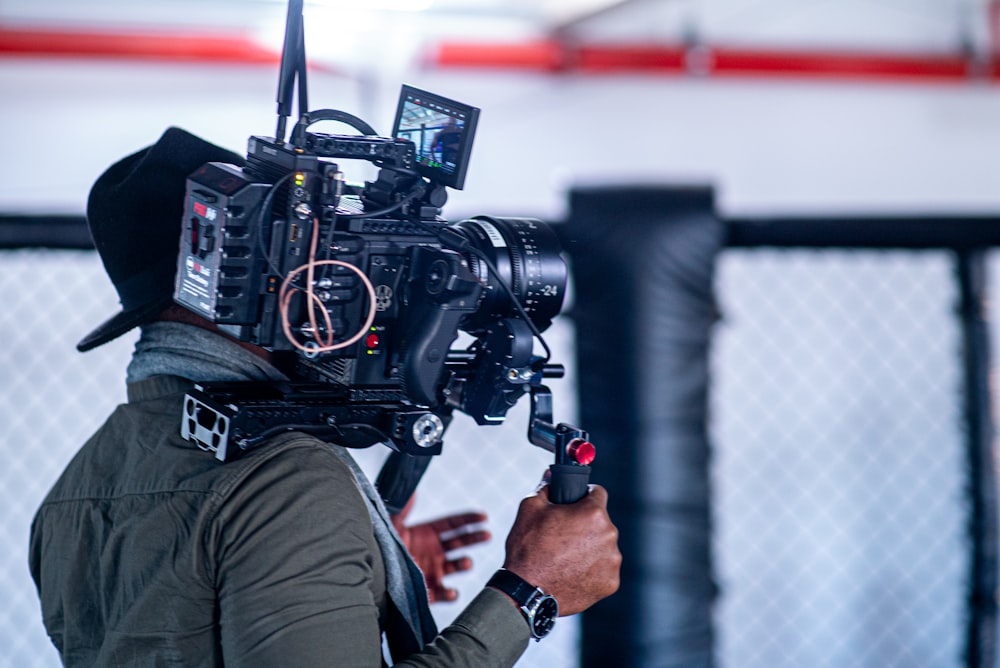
[{"xmin": 392, "ymin": 85, "xmax": 479, "ymax": 190}]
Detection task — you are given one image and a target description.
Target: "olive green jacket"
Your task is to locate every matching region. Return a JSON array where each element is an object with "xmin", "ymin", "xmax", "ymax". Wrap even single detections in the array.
[{"xmin": 29, "ymin": 375, "xmax": 529, "ymax": 666}]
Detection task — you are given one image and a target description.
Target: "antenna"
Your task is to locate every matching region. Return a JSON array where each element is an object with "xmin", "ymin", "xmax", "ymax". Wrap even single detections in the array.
[
  {"xmin": 295, "ymin": 23, "xmax": 308, "ymax": 132},
  {"xmin": 275, "ymin": 0, "xmax": 307, "ymax": 143}
]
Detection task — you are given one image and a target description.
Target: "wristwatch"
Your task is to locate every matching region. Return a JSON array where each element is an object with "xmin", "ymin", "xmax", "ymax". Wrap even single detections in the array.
[{"xmin": 487, "ymin": 568, "xmax": 559, "ymax": 641}]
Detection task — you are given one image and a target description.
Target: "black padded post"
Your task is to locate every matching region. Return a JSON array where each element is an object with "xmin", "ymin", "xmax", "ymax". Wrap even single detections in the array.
[{"xmin": 565, "ymin": 185, "xmax": 723, "ymax": 667}]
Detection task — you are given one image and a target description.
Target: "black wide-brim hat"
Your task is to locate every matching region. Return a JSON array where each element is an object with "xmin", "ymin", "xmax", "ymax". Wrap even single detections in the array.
[{"xmin": 77, "ymin": 127, "xmax": 244, "ymax": 352}]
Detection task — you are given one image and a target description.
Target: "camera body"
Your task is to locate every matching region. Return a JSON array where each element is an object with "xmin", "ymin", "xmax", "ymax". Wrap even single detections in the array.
[{"xmin": 173, "ymin": 86, "xmax": 568, "ymax": 459}]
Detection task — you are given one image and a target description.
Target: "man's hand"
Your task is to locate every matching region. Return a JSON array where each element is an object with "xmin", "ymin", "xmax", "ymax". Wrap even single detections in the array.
[
  {"xmin": 502, "ymin": 484, "xmax": 621, "ymax": 616},
  {"xmin": 391, "ymin": 496, "xmax": 491, "ymax": 603}
]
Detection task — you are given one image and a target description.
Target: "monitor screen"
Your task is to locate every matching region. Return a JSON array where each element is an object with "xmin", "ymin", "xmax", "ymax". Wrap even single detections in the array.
[{"xmin": 391, "ymin": 85, "xmax": 480, "ymax": 190}]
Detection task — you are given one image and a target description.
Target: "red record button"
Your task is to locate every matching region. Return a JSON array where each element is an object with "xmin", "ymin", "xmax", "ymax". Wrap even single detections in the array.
[
  {"xmin": 566, "ymin": 438, "xmax": 596, "ymax": 466},
  {"xmin": 365, "ymin": 333, "xmax": 380, "ymax": 349}
]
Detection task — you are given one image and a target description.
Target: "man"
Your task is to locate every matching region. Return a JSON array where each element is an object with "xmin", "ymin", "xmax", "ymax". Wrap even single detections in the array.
[
  {"xmin": 431, "ymin": 117, "xmax": 462, "ymax": 167},
  {"xmin": 29, "ymin": 127, "xmax": 621, "ymax": 666}
]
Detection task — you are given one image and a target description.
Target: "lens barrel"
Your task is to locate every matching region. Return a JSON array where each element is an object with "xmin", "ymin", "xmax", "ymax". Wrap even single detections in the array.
[{"xmin": 453, "ymin": 216, "xmax": 567, "ymax": 333}]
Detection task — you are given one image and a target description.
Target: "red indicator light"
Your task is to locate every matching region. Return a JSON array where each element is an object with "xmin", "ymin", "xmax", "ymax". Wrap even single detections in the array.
[
  {"xmin": 365, "ymin": 333, "xmax": 380, "ymax": 349},
  {"xmin": 193, "ymin": 201, "xmax": 208, "ymax": 217},
  {"xmin": 566, "ymin": 438, "xmax": 596, "ymax": 466}
]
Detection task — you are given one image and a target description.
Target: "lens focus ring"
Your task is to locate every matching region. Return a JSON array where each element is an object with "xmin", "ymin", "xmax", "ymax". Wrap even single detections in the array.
[{"xmin": 453, "ymin": 216, "xmax": 567, "ymax": 334}]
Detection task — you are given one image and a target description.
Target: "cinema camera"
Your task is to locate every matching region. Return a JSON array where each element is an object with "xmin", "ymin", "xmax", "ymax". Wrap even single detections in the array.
[{"xmin": 174, "ymin": 0, "xmax": 594, "ymax": 510}]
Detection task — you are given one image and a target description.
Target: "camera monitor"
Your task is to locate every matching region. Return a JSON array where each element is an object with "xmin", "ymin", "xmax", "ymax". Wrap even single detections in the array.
[{"xmin": 392, "ymin": 85, "xmax": 479, "ymax": 190}]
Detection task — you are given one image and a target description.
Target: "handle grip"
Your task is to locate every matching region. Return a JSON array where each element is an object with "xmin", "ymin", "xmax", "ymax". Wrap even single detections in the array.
[
  {"xmin": 376, "ymin": 451, "xmax": 433, "ymax": 515},
  {"xmin": 548, "ymin": 463, "xmax": 591, "ymax": 504}
]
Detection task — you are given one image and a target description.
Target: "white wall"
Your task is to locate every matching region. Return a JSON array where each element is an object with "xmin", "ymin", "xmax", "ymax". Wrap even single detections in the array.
[{"xmin": 3, "ymin": 59, "xmax": 1000, "ymax": 221}]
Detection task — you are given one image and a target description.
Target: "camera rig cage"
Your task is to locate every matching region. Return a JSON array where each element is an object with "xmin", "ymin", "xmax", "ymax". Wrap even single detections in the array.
[{"xmin": 173, "ymin": 0, "xmax": 594, "ymax": 510}]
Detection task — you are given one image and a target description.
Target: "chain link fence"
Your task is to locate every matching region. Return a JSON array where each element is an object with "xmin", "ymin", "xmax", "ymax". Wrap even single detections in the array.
[{"xmin": 712, "ymin": 248, "xmax": 971, "ymax": 668}]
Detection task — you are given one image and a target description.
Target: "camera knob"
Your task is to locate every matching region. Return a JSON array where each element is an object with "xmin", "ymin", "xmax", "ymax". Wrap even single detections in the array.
[
  {"xmin": 411, "ymin": 413, "xmax": 445, "ymax": 449},
  {"xmin": 566, "ymin": 438, "xmax": 596, "ymax": 466}
]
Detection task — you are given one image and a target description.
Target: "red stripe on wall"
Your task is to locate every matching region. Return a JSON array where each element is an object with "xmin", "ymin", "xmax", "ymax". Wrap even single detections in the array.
[
  {"xmin": 435, "ymin": 41, "xmax": 991, "ymax": 84},
  {"xmin": 431, "ymin": 40, "xmax": 564, "ymax": 70},
  {"xmin": 0, "ymin": 27, "xmax": 278, "ymax": 64},
  {"xmin": 574, "ymin": 44, "xmax": 686, "ymax": 73},
  {"xmin": 710, "ymin": 48, "xmax": 970, "ymax": 81},
  {"xmin": 1, "ymin": 27, "xmax": 997, "ymax": 84}
]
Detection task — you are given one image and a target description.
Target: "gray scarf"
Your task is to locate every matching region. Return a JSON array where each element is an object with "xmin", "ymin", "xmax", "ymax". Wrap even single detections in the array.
[
  {"xmin": 127, "ymin": 321, "xmax": 287, "ymax": 384},
  {"xmin": 129, "ymin": 321, "xmax": 437, "ymax": 654}
]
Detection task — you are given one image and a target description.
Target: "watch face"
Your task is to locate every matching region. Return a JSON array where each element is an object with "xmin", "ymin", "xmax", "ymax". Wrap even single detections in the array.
[{"xmin": 529, "ymin": 595, "xmax": 559, "ymax": 639}]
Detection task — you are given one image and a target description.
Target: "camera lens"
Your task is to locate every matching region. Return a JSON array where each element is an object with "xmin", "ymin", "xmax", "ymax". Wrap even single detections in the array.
[{"xmin": 453, "ymin": 216, "xmax": 567, "ymax": 333}]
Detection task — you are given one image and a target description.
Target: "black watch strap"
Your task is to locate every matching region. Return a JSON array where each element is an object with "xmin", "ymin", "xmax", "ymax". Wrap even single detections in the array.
[
  {"xmin": 487, "ymin": 569, "xmax": 539, "ymax": 604},
  {"xmin": 487, "ymin": 568, "xmax": 559, "ymax": 640}
]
